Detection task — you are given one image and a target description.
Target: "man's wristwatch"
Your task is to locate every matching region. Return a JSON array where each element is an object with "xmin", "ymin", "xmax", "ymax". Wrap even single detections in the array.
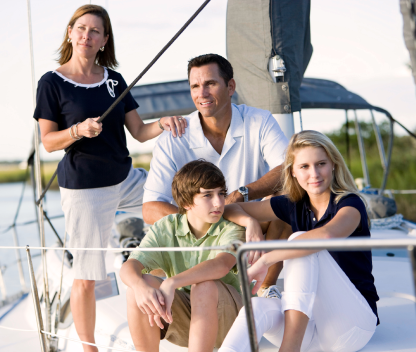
[{"xmin": 238, "ymin": 186, "xmax": 249, "ymax": 202}]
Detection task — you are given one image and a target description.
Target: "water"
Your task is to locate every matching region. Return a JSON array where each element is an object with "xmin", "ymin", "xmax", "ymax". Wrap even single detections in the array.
[{"xmin": 0, "ymin": 182, "xmax": 65, "ymax": 298}]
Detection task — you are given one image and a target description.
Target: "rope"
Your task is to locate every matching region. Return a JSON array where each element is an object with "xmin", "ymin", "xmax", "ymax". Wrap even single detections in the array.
[
  {"xmin": 0, "ymin": 326, "xmax": 136, "ymax": 351},
  {"xmin": 42, "ymin": 330, "xmax": 137, "ymax": 351},
  {"xmin": 371, "ymin": 214, "xmax": 405, "ymax": 230},
  {"xmin": 0, "ymin": 245, "xmax": 230, "ymax": 252},
  {"xmin": 36, "ymin": 0, "xmax": 212, "ymax": 206},
  {"xmin": 0, "ymin": 325, "xmax": 37, "ymax": 332},
  {"xmin": 0, "ymin": 215, "xmax": 65, "ymax": 235}
]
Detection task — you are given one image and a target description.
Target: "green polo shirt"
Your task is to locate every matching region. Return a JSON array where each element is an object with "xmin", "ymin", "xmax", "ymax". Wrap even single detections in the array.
[{"xmin": 129, "ymin": 214, "xmax": 246, "ymax": 293}]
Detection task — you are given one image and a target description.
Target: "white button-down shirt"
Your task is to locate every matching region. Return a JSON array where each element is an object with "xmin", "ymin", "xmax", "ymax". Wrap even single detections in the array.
[{"xmin": 143, "ymin": 104, "xmax": 289, "ymax": 205}]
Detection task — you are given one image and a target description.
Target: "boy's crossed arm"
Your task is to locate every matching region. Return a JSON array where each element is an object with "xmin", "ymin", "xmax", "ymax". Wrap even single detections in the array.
[
  {"xmin": 120, "ymin": 252, "xmax": 236, "ymax": 328},
  {"xmin": 120, "ymin": 258, "xmax": 169, "ymax": 327}
]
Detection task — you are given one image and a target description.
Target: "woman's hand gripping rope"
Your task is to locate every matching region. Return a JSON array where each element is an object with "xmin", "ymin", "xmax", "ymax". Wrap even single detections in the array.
[{"xmin": 77, "ymin": 117, "xmax": 103, "ymax": 138}]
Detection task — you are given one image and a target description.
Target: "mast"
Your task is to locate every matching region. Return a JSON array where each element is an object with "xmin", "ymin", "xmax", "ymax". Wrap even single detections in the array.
[
  {"xmin": 226, "ymin": 0, "xmax": 312, "ymax": 140},
  {"xmin": 26, "ymin": 0, "xmax": 52, "ymax": 343}
]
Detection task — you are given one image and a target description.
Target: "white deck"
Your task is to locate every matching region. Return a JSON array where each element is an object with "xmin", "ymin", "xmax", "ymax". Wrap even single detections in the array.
[{"xmin": 1, "ymin": 229, "xmax": 415, "ymax": 351}]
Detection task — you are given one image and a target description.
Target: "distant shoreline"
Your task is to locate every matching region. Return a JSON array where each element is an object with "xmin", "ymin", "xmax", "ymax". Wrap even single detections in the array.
[{"xmin": 0, "ymin": 154, "xmax": 152, "ymax": 187}]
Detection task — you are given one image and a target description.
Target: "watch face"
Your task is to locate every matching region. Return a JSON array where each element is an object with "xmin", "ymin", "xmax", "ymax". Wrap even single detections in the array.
[{"xmin": 238, "ymin": 186, "xmax": 248, "ymax": 195}]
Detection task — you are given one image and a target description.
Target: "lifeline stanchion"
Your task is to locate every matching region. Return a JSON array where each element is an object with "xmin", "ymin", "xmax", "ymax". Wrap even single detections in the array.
[
  {"xmin": 26, "ymin": 246, "xmax": 48, "ymax": 352},
  {"xmin": 12, "ymin": 227, "xmax": 27, "ymax": 292},
  {"xmin": 236, "ymin": 247, "xmax": 259, "ymax": 352},
  {"xmin": 36, "ymin": 0, "xmax": 212, "ymax": 206},
  {"xmin": 26, "ymin": 0, "xmax": 52, "ymax": 335},
  {"xmin": 53, "ymin": 232, "xmax": 67, "ymax": 336},
  {"xmin": 0, "ymin": 267, "xmax": 7, "ymax": 301},
  {"xmin": 409, "ymin": 245, "xmax": 416, "ymax": 300}
]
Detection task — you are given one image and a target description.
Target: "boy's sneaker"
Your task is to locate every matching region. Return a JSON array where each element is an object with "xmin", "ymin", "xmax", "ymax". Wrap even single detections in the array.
[{"xmin": 259, "ymin": 285, "xmax": 282, "ymax": 299}]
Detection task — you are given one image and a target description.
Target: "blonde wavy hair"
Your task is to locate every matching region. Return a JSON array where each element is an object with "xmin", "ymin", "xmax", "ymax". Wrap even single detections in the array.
[{"xmin": 282, "ymin": 130, "xmax": 367, "ymax": 211}]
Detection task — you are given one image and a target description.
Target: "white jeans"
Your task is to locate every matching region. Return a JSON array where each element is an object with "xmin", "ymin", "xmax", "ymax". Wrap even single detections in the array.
[{"xmin": 219, "ymin": 232, "xmax": 377, "ymax": 352}]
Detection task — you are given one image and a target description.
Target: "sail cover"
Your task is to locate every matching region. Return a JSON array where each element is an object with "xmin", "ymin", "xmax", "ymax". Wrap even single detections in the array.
[
  {"xmin": 131, "ymin": 78, "xmax": 389, "ymax": 120},
  {"xmin": 226, "ymin": 0, "xmax": 313, "ymax": 114}
]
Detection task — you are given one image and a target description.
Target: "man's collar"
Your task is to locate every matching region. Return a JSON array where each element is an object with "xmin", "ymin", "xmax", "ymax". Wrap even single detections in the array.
[
  {"xmin": 176, "ymin": 214, "xmax": 223, "ymax": 237},
  {"xmin": 188, "ymin": 104, "xmax": 243, "ymax": 149}
]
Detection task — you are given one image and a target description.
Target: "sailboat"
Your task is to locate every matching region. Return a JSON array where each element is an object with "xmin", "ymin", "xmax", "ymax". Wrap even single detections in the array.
[{"xmin": 1, "ymin": 1, "xmax": 416, "ymax": 351}]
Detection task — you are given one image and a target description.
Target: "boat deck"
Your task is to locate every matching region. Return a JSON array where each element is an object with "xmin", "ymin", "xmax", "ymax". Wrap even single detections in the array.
[{"xmin": 1, "ymin": 229, "xmax": 415, "ymax": 351}]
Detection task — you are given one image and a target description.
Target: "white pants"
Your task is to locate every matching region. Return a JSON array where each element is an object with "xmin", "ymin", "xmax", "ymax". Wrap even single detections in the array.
[{"xmin": 220, "ymin": 232, "xmax": 377, "ymax": 352}]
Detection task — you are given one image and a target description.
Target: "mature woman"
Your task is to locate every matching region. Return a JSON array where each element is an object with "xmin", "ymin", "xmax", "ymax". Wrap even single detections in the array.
[
  {"xmin": 219, "ymin": 130, "xmax": 379, "ymax": 352},
  {"xmin": 33, "ymin": 5, "xmax": 186, "ymax": 351}
]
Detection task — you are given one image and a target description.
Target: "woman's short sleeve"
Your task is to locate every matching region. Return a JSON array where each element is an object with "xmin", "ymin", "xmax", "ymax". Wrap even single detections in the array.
[
  {"xmin": 33, "ymin": 74, "xmax": 60, "ymax": 122},
  {"xmin": 117, "ymin": 74, "xmax": 139, "ymax": 113},
  {"xmin": 270, "ymin": 195, "xmax": 292, "ymax": 225},
  {"xmin": 337, "ymin": 194, "xmax": 369, "ymax": 232}
]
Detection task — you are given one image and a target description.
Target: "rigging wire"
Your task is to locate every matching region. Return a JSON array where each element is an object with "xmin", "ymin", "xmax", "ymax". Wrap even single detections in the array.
[
  {"xmin": 36, "ymin": 0, "xmax": 212, "ymax": 205},
  {"xmin": 26, "ymin": 0, "xmax": 52, "ymax": 334},
  {"xmin": 42, "ymin": 330, "xmax": 136, "ymax": 352},
  {"xmin": 0, "ymin": 215, "xmax": 64, "ymax": 235}
]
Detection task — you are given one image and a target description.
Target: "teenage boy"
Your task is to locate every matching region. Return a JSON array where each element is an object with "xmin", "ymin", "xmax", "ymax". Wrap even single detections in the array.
[{"xmin": 120, "ymin": 160, "xmax": 246, "ymax": 352}]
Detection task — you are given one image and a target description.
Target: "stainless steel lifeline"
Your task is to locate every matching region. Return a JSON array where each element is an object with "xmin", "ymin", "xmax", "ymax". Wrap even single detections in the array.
[
  {"xmin": 26, "ymin": 246, "xmax": 48, "ymax": 352},
  {"xmin": 236, "ymin": 237, "xmax": 416, "ymax": 352}
]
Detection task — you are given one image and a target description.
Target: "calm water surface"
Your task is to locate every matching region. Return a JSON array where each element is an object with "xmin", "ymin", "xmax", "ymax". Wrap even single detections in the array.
[{"xmin": 0, "ymin": 182, "xmax": 65, "ymax": 297}]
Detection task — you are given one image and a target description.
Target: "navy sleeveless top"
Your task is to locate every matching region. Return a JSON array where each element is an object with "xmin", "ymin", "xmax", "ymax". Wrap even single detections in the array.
[
  {"xmin": 33, "ymin": 68, "xmax": 139, "ymax": 189},
  {"xmin": 270, "ymin": 192, "xmax": 379, "ymax": 324}
]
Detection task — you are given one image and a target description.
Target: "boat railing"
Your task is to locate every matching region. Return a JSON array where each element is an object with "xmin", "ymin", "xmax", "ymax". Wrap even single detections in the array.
[{"xmin": 0, "ymin": 238, "xmax": 415, "ymax": 352}]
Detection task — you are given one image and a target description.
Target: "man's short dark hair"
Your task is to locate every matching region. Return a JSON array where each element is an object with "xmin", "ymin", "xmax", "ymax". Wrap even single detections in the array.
[
  {"xmin": 172, "ymin": 159, "xmax": 227, "ymax": 214},
  {"xmin": 187, "ymin": 54, "xmax": 234, "ymax": 86}
]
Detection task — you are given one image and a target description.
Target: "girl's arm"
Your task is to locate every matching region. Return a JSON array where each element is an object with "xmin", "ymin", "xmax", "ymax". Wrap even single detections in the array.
[
  {"xmin": 248, "ymin": 206, "xmax": 361, "ymax": 293},
  {"xmin": 39, "ymin": 117, "xmax": 102, "ymax": 152},
  {"xmin": 223, "ymin": 199, "xmax": 279, "ymax": 225},
  {"xmin": 124, "ymin": 109, "xmax": 187, "ymax": 142},
  {"xmin": 223, "ymin": 200, "xmax": 280, "ymax": 264}
]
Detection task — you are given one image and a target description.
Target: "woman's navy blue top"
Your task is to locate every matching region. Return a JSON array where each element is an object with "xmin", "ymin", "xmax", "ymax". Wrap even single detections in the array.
[
  {"xmin": 33, "ymin": 68, "xmax": 139, "ymax": 189},
  {"xmin": 270, "ymin": 192, "xmax": 379, "ymax": 323}
]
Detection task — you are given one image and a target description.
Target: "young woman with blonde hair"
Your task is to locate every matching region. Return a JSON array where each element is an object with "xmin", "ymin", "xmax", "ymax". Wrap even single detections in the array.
[
  {"xmin": 34, "ymin": 5, "xmax": 186, "ymax": 351},
  {"xmin": 219, "ymin": 130, "xmax": 379, "ymax": 352}
]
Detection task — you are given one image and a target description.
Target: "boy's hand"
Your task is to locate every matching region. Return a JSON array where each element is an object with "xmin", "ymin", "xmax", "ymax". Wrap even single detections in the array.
[
  {"xmin": 246, "ymin": 218, "xmax": 265, "ymax": 265},
  {"xmin": 159, "ymin": 279, "xmax": 175, "ymax": 324},
  {"xmin": 149, "ymin": 314, "xmax": 166, "ymax": 330},
  {"xmin": 133, "ymin": 281, "xmax": 167, "ymax": 327}
]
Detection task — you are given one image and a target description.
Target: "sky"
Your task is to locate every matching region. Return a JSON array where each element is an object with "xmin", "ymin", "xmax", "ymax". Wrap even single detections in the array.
[{"xmin": 1, "ymin": 0, "xmax": 415, "ymax": 162}]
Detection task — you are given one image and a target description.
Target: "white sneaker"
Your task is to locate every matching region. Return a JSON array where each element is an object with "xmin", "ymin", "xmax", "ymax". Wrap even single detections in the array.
[{"xmin": 259, "ymin": 285, "xmax": 282, "ymax": 299}]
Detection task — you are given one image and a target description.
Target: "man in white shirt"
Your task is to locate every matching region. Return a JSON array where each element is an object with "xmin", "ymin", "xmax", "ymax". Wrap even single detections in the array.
[{"xmin": 142, "ymin": 54, "xmax": 291, "ymax": 294}]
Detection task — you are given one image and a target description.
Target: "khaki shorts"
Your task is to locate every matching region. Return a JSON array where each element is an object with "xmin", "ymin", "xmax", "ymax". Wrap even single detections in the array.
[{"xmin": 153, "ymin": 277, "xmax": 243, "ymax": 348}]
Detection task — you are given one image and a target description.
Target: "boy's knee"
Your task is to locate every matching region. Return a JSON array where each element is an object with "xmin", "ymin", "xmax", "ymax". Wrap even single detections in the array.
[
  {"xmin": 190, "ymin": 281, "xmax": 218, "ymax": 304},
  {"xmin": 126, "ymin": 287, "xmax": 135, "ymax": 305}
]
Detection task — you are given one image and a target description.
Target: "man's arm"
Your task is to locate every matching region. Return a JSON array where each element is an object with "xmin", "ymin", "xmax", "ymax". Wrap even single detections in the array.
[
  {"xmin": 158, "ymin": 253, "xmax": 236, "ymax": 322},
  {"xmin": 226, "ymin": 164, "xmax": 283, "ymax": 204},
  {"xmin": 227, "ymin": 112, "xmax": 288, "ymax": 204},
  {"xmin": 142, "ymin": 201, "xmax": 178, "ymax": 225}
]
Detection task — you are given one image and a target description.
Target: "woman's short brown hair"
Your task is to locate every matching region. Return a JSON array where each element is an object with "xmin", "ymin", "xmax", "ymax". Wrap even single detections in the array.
[
  {"xmin": 172, "ymin": 160, "xmax": 227, "ymax": 214},
  {"xmin": 57, "ymin": 4, "xmax": 118, "ymax": 69}
]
